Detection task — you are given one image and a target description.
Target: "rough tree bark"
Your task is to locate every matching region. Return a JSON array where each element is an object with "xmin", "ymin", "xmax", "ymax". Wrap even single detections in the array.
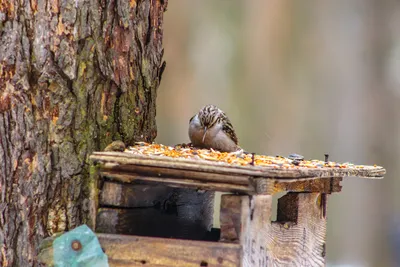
[{"xmin": 0, "ymin": 0, "xmax": 167, "ymax": 266}]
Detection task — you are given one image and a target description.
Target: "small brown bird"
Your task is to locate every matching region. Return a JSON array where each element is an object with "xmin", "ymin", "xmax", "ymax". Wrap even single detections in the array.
[{"xmin": 188, "ymin": 105, "xmax": 241, "ymax": 152}]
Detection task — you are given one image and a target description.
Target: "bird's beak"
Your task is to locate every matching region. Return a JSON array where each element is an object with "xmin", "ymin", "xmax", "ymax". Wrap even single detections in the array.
[{"xmin": 202, "ymin": 127, "xmax": 208, "ymax": 143}]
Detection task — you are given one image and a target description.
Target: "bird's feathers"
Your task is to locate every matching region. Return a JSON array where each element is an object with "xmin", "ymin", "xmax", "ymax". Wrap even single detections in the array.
[{"xmin": 188, "ymin": 104, "xmax": 239, "ymax": 152}]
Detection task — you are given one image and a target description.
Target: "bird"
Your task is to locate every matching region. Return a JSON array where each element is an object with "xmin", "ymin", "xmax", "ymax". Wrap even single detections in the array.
[{"xmin": 188, "ymin": 104, "xmax": 241, "ymax": 153}]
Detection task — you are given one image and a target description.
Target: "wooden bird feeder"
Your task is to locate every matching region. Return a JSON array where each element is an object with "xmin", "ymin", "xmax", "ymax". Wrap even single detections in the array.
[{"xmin": 73, "ymin": 144, "xmax": 387, "ymax": 266}]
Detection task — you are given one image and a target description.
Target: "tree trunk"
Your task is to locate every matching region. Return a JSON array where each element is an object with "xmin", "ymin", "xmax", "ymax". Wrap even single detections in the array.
[{"xmin": 0, "ymin": 0, "xmax": 167, "ymax": 266}]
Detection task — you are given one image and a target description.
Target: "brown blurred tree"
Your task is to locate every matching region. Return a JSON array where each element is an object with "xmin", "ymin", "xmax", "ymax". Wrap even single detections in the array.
[{"xmin": 0, "ymin": 0, "xmax": 167, "ymax": 265}]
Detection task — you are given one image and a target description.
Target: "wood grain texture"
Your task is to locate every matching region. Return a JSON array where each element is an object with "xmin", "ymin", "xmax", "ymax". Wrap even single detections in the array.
[
  {"xmin": 270, "ymin": 193, "xmax": 327, "ymax": 267},
  {"xmin": 240, "ymin": 195, "xmax": 272, "ymax": 267},
  {"xmin": 98, "ymin": 234, "xmax": 241, "ymax": 267},
  {"xmin": 254, "ymin": 178, "xmax": 275, "ymax": 194},
  {"xmin": 90, "ymin": 151, "xmax": 386, "ymax": 179},
  {"xmin": 221, "ymin": 193, "xmax": 327, "ymax": 267},
  {"xmin": 102, "ymin": 164, "xmax": 251, "ymax": 184},
  {"xmin": 100, "ymin": 169, "xmax": 343, "ymax": 195},
  {"xmin": 273, "ymin": 177, "xmax": 342, "ymax": 194},
  {"xmin": 102, "ymin": 171, "xmax": 253, "ymax": 194}
]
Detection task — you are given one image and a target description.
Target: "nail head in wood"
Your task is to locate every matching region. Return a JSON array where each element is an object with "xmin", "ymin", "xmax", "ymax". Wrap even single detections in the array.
[
  {"xmin": 71, "ymin": 240, "xmax": 82, "ymax": 251},
  {"xmin": 250, "ymin": 153, "xmax": 255, "ymax": 166},
  {"xmin": 324, "ymin": 154, "xmax": 329, "ymax": 163}
]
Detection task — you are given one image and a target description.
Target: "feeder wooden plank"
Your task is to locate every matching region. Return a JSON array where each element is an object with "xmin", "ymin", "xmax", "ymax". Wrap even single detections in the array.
[
  {"xmin": 90, "ymin": 152, "xmax": 385, "ymax": 179},
  {"xmin": 98, "ymin": 233, "xmax": 241, "ymax": 267},
  {"xmin": 38, "ymin": 234, "xmax": 241, "ymax": 267},
  {"xmin": 100, "ymin": 170, "xmax": 343, "ymax": 195},
  {"xmin": 272, "ymin": 177, "xmax": 342, "ymax": 194},
  {"xmin": 219, "ymin": 193, "xmax": 327, "ymax": 267},
  {"xmin": 240, "ymin": 195, "xmax": 273, "ymax": 267},
  {"xmin": 101, "ymin": 171, "xmax": 254, "ymax": 194},
  {"xmin": 100, "ymin": 164, "xmax": 251, "ymax": 184},
  {"xmin": 269, "ymin": 193, "xmax": 327, "ymax": 267}
]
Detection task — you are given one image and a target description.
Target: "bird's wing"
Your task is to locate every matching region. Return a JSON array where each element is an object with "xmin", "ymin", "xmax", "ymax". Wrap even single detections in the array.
[{"xmin": 222, "ymin": 119, "xmax": 239, "ymax": 145}]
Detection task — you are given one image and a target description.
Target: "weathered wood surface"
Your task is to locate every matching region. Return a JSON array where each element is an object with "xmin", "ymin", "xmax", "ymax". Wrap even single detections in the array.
[
  {"xmin": 99, "ymin": 234, "xmax": 241, "ymax": 267},
  {"xmin": 254, "ymin": 178, "xmax": 275, "ymax": 194},
  {"xmin": 101, "ymin": 170, "xmax": 253, "ymax": 194},
  {"xmin": 220, "ymin": 193, "xmax": 327, "ymax": 267},
  {"xmin": 240, "ymin": 195, "xmax": 272, "ymax": 267},
  {"xmin": 100, "ymin": 169, "xmax": 343, "ymax": 195},
  {"xmin": 272, "ymin": 177, "xmax": 342, "ymax": 194},
  {"xmin": 38, "ymin": 233, "xmax": 241, "ymax": 267},
  {"xmin": 271, "ymin": 193, "xmax": 327, "ymax": 266},
  {"xmin": 102, "ymin": 164, "xmax": 251, "ymax": 184},
  {"xmin": 90, "ymin": 151, "xmax": 386, "ymax": 179}
]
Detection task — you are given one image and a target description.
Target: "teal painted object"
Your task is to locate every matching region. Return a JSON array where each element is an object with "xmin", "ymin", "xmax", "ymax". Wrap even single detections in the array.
[{"xmin": 53, "ymin": 225, "xmax": 109, "ymax": 267}]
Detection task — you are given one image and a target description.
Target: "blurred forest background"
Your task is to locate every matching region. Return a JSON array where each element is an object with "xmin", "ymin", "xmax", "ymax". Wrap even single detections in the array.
[{"xmin": 155, "ymin": 1, "xmax": 400, "ymax": 266}]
